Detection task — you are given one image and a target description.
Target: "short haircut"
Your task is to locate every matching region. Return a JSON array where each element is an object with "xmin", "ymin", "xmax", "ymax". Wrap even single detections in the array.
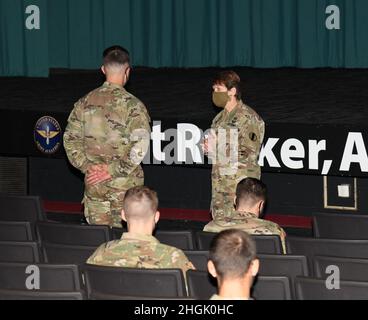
[
  {"xmin": 236, "ymin": 178, "xmax": 267, "ymax": 208},
  {"xmin": 123, "ymin": 186, "xmax": 158, "ymax": 221},
  {"xmin": 103, "ymin": 45, "xmax": 130, "ymax": 69},
  {"xmin": 213, "ymin": 70, "xmax": 242, "ymax": 100},
  {"xmin": 209, "ymin": 229, "xmax": 256, "ymax": 280}
]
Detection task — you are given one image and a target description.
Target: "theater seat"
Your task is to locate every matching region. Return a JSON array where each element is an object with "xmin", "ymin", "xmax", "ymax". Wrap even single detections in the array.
[
  {"xmin": 0, "ymin": 241, "xmax": 40, "ymax": 263},
  {"xmin": 0, "ymin": 262, "xmax": 83, "ymax": 291},
  {"xmin": 184, "ymin": 251, "xmax": 209, "ymax": 271},
  {"xmin": 187, "ymin": 270, "xmax": 291, "ymax": 300},
  {"xmin": 0, "ymin": 289, "xmax": 84, "ymax": 300},
  {"xmin": 252, "ymin": 276, "xmax": 292, "ymax": 300},
  {"xmin": 42, "ymin": 243, "xmax": 97, "ymax": 265},
  {"xmin": 155, "ymin": 230, "xmax": 196, "ymax": 250},
  {"xmin": 314, "ymin": 255, "xmax": 368, "ymax": 282},
  {"xmin": 295, "ymin": 277, "xmax": 368, "ymax": 300},
  {"xmin": 113, "ymin": 229, "xmax": 196, "ymax": 250},
  {"xmin": 286, "ymin": 237, "xmax": 368, "ymax": 273},
  {"xmin": 313, "ymin": 213, "xmax": 368, "ymax": 239},
  {"xmin": 84, "ymin": 264, "xmax": 187, "ymax": 299},
  {"xmin": 196, "ymin": 231, "xmax": 283, "ymax": 254},
  {"xmin": 258, "ymin": 254, "xmax": 309, "ymax": 298},
  {"xmin": 89, "ymin": 292, "xmax": 195, "ymax": 300},
  {"xmin": 0, "ymin": 195, "xmax": 46, "ymax": 222},
  {"xmin": 0, "ymin": 221, "xmax": 34, "ymax": 241},
  {"xmin": 36, "ymin": 221, "xmax": 111, "ymax": 246},
  {"xmin": 111, "ymin": 227, "xmax": 127, "ymax": 240}
]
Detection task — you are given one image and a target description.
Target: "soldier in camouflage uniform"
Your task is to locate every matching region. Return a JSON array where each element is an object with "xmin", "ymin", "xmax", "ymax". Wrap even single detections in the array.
[
  {"xmin": 64, "ymin": 46, "xmax": 151, "ymax": 228},
  {"xmin": 204, "ymin": 178, "xmax": 287, "ymax": 253},
  {"xmin": 204, "ymin": 71, "xmax": 265, "ymax": 219},
  {"xmin": 87, "ymin": 186, "xmax": 194, "ymax": 275}
]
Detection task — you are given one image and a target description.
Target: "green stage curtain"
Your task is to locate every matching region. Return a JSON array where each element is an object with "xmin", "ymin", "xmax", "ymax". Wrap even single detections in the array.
[
  {"xmin": 0, "ymin": 0, "xmax": 48, "ymax": 76},
  {"xmin": 1, "ymin": 0, "xmax": 368, "ymax": 77}
]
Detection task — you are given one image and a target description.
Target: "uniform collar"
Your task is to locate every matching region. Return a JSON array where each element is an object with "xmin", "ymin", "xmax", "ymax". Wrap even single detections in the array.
[
  {"xmin": 223, "ymin": 100, "xmax": 243, "ymax": 122},
  {"xmin": 121, "ymin": 232, "xmax": 160, "ymax": 243},
  {"xmin": 236, "ymin": 210, "xmax": 259, "ymax": 219},
  {"xmin": 103, "ymin": 81, "xmax": 124, "ymax": 89}
]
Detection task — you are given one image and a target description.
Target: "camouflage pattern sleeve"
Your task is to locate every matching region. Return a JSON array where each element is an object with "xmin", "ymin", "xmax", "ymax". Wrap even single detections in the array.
[
  {"xmin": 107, "ymin": 102, "xmax": 151, "ymax": 178},
  {"xmin": 63, "ymin": 97, "xmax": 91, "ymax": 174},
  {"xmin": 279, "ymin": 226, "xmax": 287, "ymax": 254},
  {"xmin": 238, "ymin": 114, "xmax": 265, "ymax": 168},
  {"xmin": 170, "ymin": 249, "xmax": 196, "ymax": 273},
  {"xmin": 86, "ymin": 243, "xmax": 107, "ymax": 265}
]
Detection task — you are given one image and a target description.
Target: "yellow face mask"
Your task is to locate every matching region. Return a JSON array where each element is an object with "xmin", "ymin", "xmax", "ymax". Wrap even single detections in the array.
[{"xmin": 212, "ymin": 91, "xmax": 230, "ymax": 108}]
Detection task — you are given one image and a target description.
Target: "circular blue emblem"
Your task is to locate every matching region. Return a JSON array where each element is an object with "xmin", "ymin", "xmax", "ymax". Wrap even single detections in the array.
[{"xmin": 34, "ymin": 116, "xmax": 62, "ymax": 154}]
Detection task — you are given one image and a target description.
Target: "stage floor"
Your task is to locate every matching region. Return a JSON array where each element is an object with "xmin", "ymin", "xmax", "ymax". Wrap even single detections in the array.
[{"xmin": 1, "ymin": 67, "xmax": 367, "ymax": 125}]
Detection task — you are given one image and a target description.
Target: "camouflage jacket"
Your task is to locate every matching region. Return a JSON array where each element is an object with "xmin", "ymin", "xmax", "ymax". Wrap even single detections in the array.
[
  {"xmin": 211, "ymin": 100, "xmax": 265, "ymax": 178},
  {"xmin": 86, "ymin": 232, "xmax": 195, "ymax": 273},
  {"xmin": 204, "ymin": 211, "xmax": 286, "ymax": 253},
  {"xmin": 64, "ymin": 82, "xmax": 151, "ymax": 194}
]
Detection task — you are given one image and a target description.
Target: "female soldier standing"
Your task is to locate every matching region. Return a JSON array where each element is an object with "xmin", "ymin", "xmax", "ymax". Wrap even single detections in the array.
[{"xmin": 204, "ymin": 71, "xmax": 265, "ymax": 219}]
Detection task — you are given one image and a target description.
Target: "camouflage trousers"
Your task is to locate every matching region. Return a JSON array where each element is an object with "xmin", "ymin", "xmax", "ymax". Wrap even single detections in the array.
[
  {"xmin": 83, "ymin": 193, "xmax": 126, "ymax": 228},
  {"xmin": 211, "ymin": 177, "xmax": 237, "ymax": 220}
]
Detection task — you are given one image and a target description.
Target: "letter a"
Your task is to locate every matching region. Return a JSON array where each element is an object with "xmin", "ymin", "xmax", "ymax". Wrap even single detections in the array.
[
  {"xmin": 326, "ymin": 5, "xmax": 340, "ymax": 30},
  {"xmin": 25, "ymin": 5, "xmax": 40, "ymax": 30},
  {"xmin": 25, "ymin": 265, "xmax": 40, "ymax": 290},
  {"xmin": 325, "ymin": 265, "xmax": 340, "ymax": 290}
]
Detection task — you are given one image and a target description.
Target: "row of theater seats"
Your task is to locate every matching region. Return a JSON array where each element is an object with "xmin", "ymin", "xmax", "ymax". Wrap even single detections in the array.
[
  {"xmin": 4, "ymin": 221, "xmax": 368, "ymax": 299},
  {"xmin": 3, "ymin": 194, "xmax": 368, "ymax": 240},
  {"xmin": 2, "ymin": 257, "xmax": 368, "ymax": 300},
  {"xmin": 0, "ymin": 220, "xmax": 284, "ymax": 252},
  {"xmin": 3, "ymin": 194, "xmax": 368, "ymax": 300}
]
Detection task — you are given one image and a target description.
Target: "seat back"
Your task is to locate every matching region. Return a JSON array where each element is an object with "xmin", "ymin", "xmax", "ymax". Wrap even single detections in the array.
[
  {"xmin": 187, "ymin": 270, "xmax": 291, "ymax": 300},
  {"xmin": 0, "ymin": 195, "xmax": 45, "ymax": 222},
  {"xmin": 313, "ymin": 213, "xmax": 368, "ymax": 239},
  {"xmin": 0, "ymin": 262, "xmax": 82, "ymax": 291},
  {"xmin": 186, "ymin": 270, "xmax": 217, "ymax": 299},
  {"xmin": 113, "ymin": 229, "xmax": 196, "ymax": 250},
  {"xmin": 0, "ymin": 221, "xmax": 34, "ymax": 241},
  {"xmin": 36, "ymin": 222, "xmax": 111, "ymax": 246},
  {"xmin": 84, "ymin": 264, "xmax": 187, "ymax": 298},
  {"xmin": 43, "ymin": 243, "xmax": 97, "ymax": 265},
  {"xmin": 295, "ymin": 277, "xmax": 368, "ymax": 300},
  {"xmin": 111, "ymin": 227, "xmax": 126, "ymax": 240},
  {"xmin": 184, "ymin": 251, "xmax": 209, "ymax": 271},
  {"xmin": 252, "ymin": 276, "xmax": 292, "ymax": 300},
  {"xmin": 155, "ymin": 230, "xmax": 195, "ymax": 250},
  {"xmin": 314, "ymin": 255, "xmax": 368, "ymax": 282},
  {"xmin": 0, "ymin": 241, "xmax": 40, "ymax": 263},
  {"xmin": 286, "ymin": 237, "xmax": 368, "ymax": 273},
  {"xmin": 195, "ymin": 231, "xmax": 215, "ymax": 251},
  {"xmin": 258, "ymin": 254, "xmax": 309, "ymax": 298},
  {"xmin": 90, "ymin": 292, "xmax": 195, "ymax": 300},
  {"xmin": 252, "ymin": 235, "xmax": 283, "ymax": 254},
  {"xmin": 0, "ymin": 289, "xmax": 84, "ymax": 300},
  {"xmin": 196, "ymin": 231, "xmax": 282, "ymax": 253}
]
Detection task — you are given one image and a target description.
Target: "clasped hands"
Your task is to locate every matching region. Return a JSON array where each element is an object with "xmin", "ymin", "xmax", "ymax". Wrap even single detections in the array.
[{"xmin": 86, "ymin": 164, "xmax": 112, "ymax": 186}]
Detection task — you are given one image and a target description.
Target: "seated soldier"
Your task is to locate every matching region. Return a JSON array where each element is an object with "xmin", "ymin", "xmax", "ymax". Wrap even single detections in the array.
[
  {"xmin": 87, "ymin": 186, "xmax": 194, "ymax": 275},
  {"xmin": 208, "ymin": 229, "xmax": 259, "ymax": 300},
  {"xmin": 204, "ymin": 178, "xmax": 286, "ymax": 253}
]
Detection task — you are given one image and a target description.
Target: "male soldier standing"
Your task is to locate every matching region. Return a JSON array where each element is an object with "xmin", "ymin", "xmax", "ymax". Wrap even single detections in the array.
[
  {"xmin": 204, "ymin": 71, "xmax": 265, "ymax": 219},
  {"xmin": 64, "ymin": 46, "xmax": 151, "ymax": 228}
]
